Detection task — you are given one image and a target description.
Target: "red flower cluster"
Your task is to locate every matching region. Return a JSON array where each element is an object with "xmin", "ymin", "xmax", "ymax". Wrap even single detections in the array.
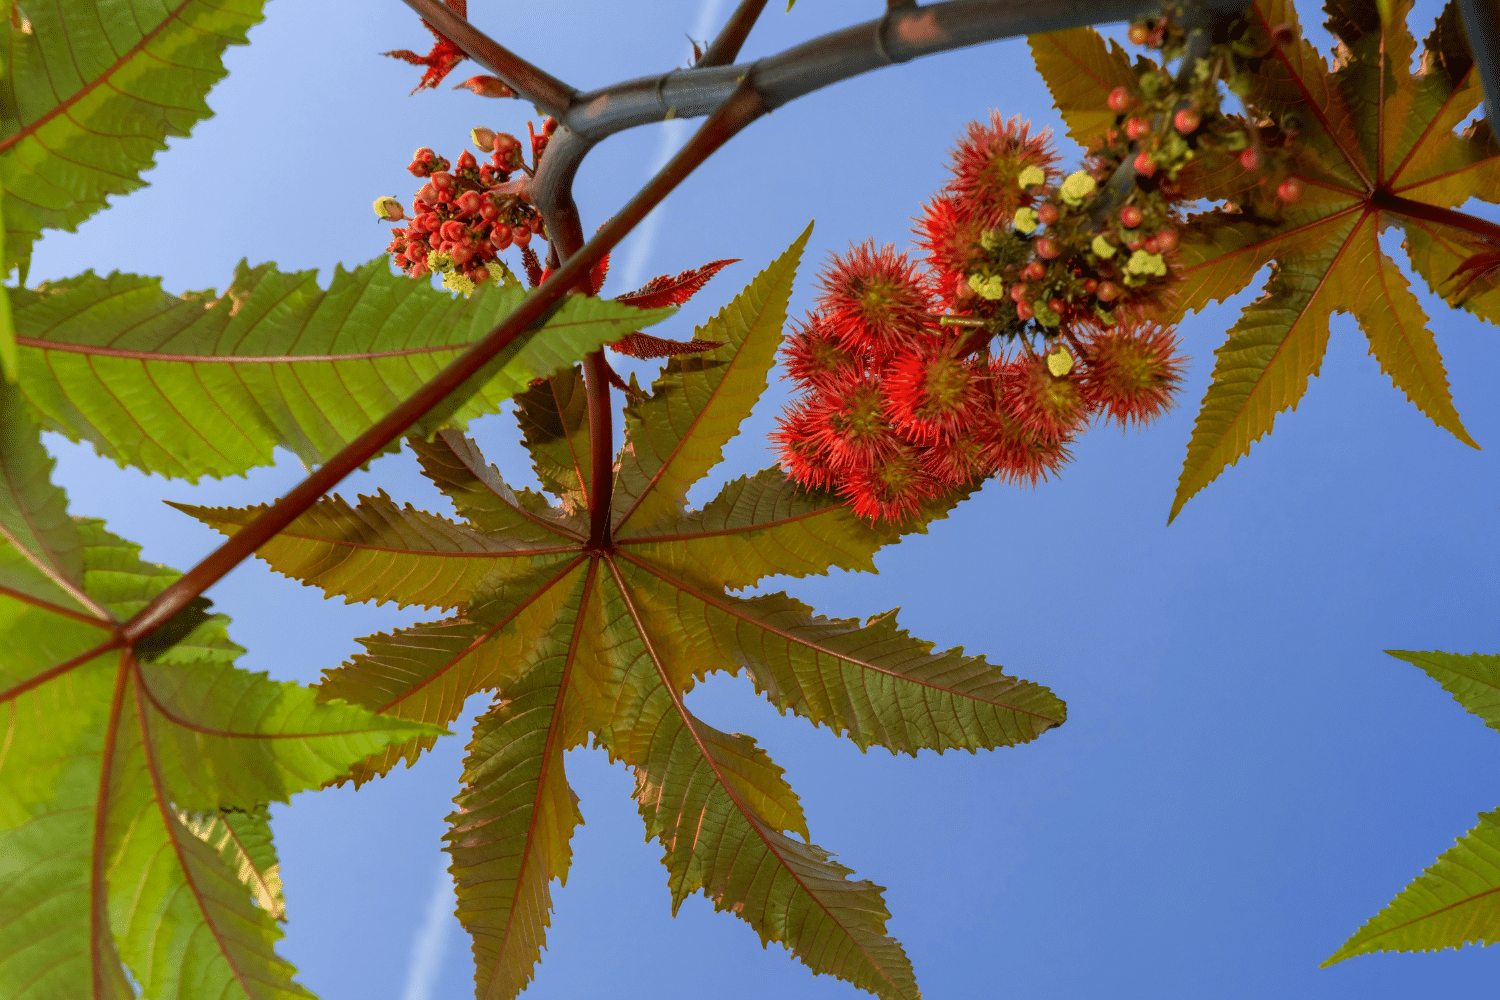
[
  {"xmin": 773, "ymin": 113, "xmax": 1189, "ymax": 522},
  {"xmin": 379, "ymin": 121, "xmax": 556, "ymax": 292}
]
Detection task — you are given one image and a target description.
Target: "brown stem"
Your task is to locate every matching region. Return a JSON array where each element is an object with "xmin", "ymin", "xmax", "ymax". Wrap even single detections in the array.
[
  {"xmin": 698, "ymin": 0, "xmax": 770, "ymax": 68},
  {"xmin": 117, "ymin": 82, "xmax": 768, "ymax": 645},
  {"xmin": 581, "ymin": 352, "xmax": 616, "ymax": 548},
  {"xmin": 401, "ymin": 0, "xmax": 576, "ymax": 118},
  {"xmin": 1372, "ymin": 189, "xmax": 1500, "ymax": 244}
]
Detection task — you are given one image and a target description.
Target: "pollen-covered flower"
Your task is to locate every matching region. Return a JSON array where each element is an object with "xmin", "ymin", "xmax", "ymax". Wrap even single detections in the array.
[
  {"xmin": 945, "ymin": 112, "xmax": 1059, "ymax": 227},
  {"xmin": 1081, "ymin": 323, "xmax": 1187, "ymax": 427},
  {"xmin": 817, "ymin": 241, "xmax": 931, "ymax": 358}
]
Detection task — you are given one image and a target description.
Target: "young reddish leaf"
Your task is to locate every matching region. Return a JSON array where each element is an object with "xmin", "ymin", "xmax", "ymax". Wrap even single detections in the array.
[
  {"xmin": 384, "ymin": 0, "xmax": 469, "ymax": 94},
  {"xmin": 615, "ymin": 259, "xmax": 739, "ymax": 309},
  {"xmin": 1161, "ymin": 0, "xmax": 1493, "ymax": 520},
  {"xmin": 609, "ymin": 332, "xmax": 726, "ymax": 358},
  {"xmin": 181, "ymin": 230, "xmax": 1065, "ymax": 1000},
  {"xmin": 452, "ymin": 75, "xmax": 518, "ymax": 98}
]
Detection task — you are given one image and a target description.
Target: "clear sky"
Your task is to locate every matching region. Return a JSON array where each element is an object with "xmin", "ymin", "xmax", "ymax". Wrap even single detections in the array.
[{"xmin": 30, "ymin": 0, "xmax": 1500, "ymax": 997}]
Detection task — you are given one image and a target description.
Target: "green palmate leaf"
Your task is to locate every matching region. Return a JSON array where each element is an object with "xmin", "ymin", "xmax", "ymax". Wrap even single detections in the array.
[
  {"xmin": 1027, "ymin": 28, "xmax": 1138, "ymax": 147},
  {"xmin": 184, "ymin": 806, "xmax": 287, "ymax": 921},
  {"xmin": 1326, "ymin": 809, "xmax": 1500, "ymax": 963},
  {"xmin": 0, "ymin": 0, "xmax": 264, "ymax": 280},
  {"xmin": 611, "ymin": 223, "xmax": 813, "ymax": 536},
  {"xmin": 1326, "ymin": 651, "xmax": 1500, "ymax": 963},
  {"xmin": 0, "ymin": 388, "xmax": 442, "ymax": 1000},
  {"xmin": 1070, "ymin": 0, "xmax": 1494, "ymax": 519},
  {"xmin": 1170, "ymin": 209, "xmax": 1475, "ymax": 520},
  {"xmin": 514, "ymin": 365, "xmax": 593, "ymax": 515},
  {"xmin": 191, "ymin": 227, "xmax": 1066, "ymax": 1000},
  {"xmin": 0, "ymin": 185, "xmax": 15, "ymax": 381},
  {"xmin": 12, "ymin": 258, "xmax": 670, "ymax": 482}
]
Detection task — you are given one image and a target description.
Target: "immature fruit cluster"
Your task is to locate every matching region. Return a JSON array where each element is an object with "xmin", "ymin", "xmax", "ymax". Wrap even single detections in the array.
[{"xmin": 377, "ymin": 118, "xmax": 558, "ymax": 294}]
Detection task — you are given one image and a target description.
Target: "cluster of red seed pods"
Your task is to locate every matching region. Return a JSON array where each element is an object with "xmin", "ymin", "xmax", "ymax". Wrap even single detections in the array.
[{"xmin": 774, "ymin": 113, "xmax": 1190, "ymax": 522}]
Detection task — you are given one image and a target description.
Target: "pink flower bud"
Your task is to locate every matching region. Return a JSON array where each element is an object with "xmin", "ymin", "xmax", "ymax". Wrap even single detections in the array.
[
  {"xmin": 457, "ymin": 190, "xmax": 483, "ymax": 215},
  {"xmin": 440, "ymin": 220, "xmax": 468, "ymax": 242},
  {"xmin": 452, "ymin": 75, "xmax": 519, "ymax": 98},
  {"xmin": 490, "ymin": 223, "xmax": 514, "ymax": 250},
  {"xmin": 512, "ymin": 224, "xmax": 532, "ymax": 248},
  {"xmin": 471, "ymin": 127, "xmax": 497, "ymax": 152}
]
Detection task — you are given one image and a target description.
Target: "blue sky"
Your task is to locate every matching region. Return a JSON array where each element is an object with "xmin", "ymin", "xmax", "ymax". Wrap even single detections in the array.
[{"xmin": 29, "ymin": 0, "xmax": 1500, "ymax": 997}]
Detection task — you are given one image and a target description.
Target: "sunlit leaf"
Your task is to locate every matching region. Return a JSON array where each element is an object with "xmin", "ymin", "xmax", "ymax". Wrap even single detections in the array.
[
  {"xmin": 0, "ymin": 0, "xmax": 265, "ymax": 280},
  {"xmin": 12, "ymin": 258, "xmax": 672, "ymax": 481},
  {"xmin": 0, "ymin": 386, "xmax": 442, "ymax": 1000},
  {"xmin": 1326, "ymin": 651, "xmax": 1500, "ymax": 963},
  {"xmin": 185, "ymin": 227, "xmax": 1066, "ymax": 1000}
]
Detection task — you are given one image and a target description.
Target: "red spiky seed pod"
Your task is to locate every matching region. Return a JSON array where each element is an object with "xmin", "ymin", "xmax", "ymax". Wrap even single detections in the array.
[
  {"xmin": 1277, "ymin": 176, "xmax": 1304, "ymax": 202},
  {"xmin": 945, "ymin": 111, "xmax": 1058, "ymax": 226},
  {"xmin": 1154, "ymin": 228, "xmax": 1179, "ymax": 251},
  {"xmin": 1108, "ymin": 86, "xmax": 1132, "ymax": 112},
  {"xmin": 489, "ymin": 223, "xmax": 513, "ymax": 249},
  {"xmin": 1120, "ymin": 205, "xmax": 1143, "ymax": 228},
  {"xmin": 1035, "ymin": 236, "xmax": 1061, "ymax": 259},
  {"xmin": 1016, "ymin": 300, "xmax": 1035, "ymax": 321},
  {"xmin": 1003, "ymin": 354, "xmax": 1095, "ymax": 441},
  {"xmin": 843, "ymin": 445, "xmax": 937, "ymax": 522},
  {"xmin": 913, "ymin": 195, "xmax": 989, "ymax": 310},
  {"xmin": 456, "ymin": 149, "xmax": 478, "ymax": 172},
  {"xmin": 817, "ymin": 241, "xmax": 931, "ymax": 357},
  {"xmin": 1239, "ymin": 146, "xmax": 1261, "ymax": 171},
  {"xmin": 1096, "ymin": 280, "xmax": 1122, "ymax": 302},
  {"xmin": 1133, "ymin": 152, "xmax": 1157, "ymax": 177},
  {"xmin": 1023, "ymin": 261, "xmax": 1046, "ymax": 281},
  {"xmin": 440, "ymin": 220, "xmax": 468, "ymax": 242},
  {"xmin": 1128, "ymin": 22, "xmax": 1151, "ymax": 45},
  {"xmin": 457, "ymin": 190, "xmax": 483, "ymax": 215},
  {"xmin": 772, "ymin": 402, "xmax": 837, "ymax": 491},
  {"xmin": 810, "ymin": 377, "xmax": 901, "ymax": 472},
  {"xmin": 513, "ymin": 224, "xmax": 532, "ymax": 248},
  {"xmin": 885, "ymin": 342, "xmax": 985, "ymax": 444},
  {"xmin": 782, "ymin": 312, "xmax": 861, "ymax": 389},
  {"xmin": 972, "ymin": 391, "xmax": 1072, "ymax": 486},
  {"xmin": 1126, "ymin": 117, "xmax": 1151, "ymax": 141},
  {"xmin": 922, "ymin": 431, "xmax": 994, "ymax": 487},
  {"xmin": 1082, "ymin": 323, "xmax": 1187, "ymax": 427},
  {"xmin": 1037, "ymin": 202, "xmax": 1059, "ymax": 225}
]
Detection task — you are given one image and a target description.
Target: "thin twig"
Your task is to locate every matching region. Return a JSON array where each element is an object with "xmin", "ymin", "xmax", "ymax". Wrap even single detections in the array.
[
  {"xmin": 698, "ymin": 0, "xmax": 770, "ymax": 68},
  {"xmin": 401, "ymin": 0, "xmax": 576, "ymax": 117}
]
